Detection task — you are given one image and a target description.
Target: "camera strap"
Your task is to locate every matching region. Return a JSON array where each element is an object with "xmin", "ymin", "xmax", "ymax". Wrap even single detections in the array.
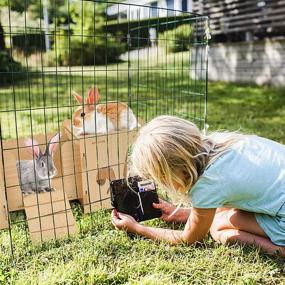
[{"xmin": 137, "ymin": 192, "xmax": 145, "ymax": 216}]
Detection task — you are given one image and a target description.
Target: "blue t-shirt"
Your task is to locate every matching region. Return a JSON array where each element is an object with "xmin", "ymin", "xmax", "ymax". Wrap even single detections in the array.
[{"xmin": 189, "ymin": 135, "xmax": 285, "ymax": 216}]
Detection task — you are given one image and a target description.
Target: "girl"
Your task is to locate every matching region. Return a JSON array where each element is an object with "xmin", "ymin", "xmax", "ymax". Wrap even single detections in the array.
[{"xmin": 111, "ymin": 115, "xmax": 285, "ymax": 255}]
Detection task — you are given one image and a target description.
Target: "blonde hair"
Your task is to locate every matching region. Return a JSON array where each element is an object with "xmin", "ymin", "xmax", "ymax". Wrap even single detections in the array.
[{"xmin": 129, "ymin": 115, "xmax": 242, "ymax": 204}]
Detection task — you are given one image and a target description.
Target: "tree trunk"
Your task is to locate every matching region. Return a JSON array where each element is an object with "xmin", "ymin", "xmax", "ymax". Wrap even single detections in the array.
[{"xmin": 0, "ymin": 21, "xmax": 5, "ymax": 51}]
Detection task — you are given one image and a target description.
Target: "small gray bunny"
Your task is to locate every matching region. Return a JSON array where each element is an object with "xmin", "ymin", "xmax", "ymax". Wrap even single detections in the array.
[{"xmin": 16, "ymin": 133, "xmax": 60, "ymax": 195}]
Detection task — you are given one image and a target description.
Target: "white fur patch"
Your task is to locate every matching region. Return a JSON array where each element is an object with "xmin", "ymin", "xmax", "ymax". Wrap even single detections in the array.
[
  {"xmin": 119, "ymin": 108, "xmax": 137, "ymax": 130},
  {"xmin": 83, "ymin": 112, "xmax": 115, "ymax": 134},
  {"xmin": 76, "ymin": 106, "xmax": 137, "ymax": 135}
]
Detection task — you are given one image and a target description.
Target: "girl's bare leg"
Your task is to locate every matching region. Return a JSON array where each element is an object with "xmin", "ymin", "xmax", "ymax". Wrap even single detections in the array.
[{"xmin": 211, "ymin": 208, "xmax": 285, "ymax": 256}]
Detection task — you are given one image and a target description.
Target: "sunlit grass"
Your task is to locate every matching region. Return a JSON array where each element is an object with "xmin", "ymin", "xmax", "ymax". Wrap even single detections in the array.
[
  {"xmin": 207, "ymin": 82, "xmax": 285, "ymax": 144},
  {"xmin": 0, "ymin": 60, "xmax": 206, "ymax": 139},
  {"xmin": 1, "ymin": 207, "xmax": 285, "ymax": 285}
]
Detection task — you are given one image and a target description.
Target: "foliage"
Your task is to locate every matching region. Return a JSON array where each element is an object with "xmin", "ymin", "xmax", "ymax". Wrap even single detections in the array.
[
  {"xmin": 159, "ymin": 24, "xmax": 192, "ymax": 53},
  {"xmin": 54, "ymin": 1, "xmax": 126, "ymax": 66},
  {"xmin": 0, "ymin": 51, "xmax": 24, "ymax": 85},
  {"xmin": 0, "ymin": 22, "xmax": 5, "ymax": 50},
  {"xmin": 12, "ymin": 32, "xmax": 47, "ymax": 55},
  {"xmin": 0, "ymin": 0, "xmax": 33, "ymax": 80},
  {"xmin": 0, "ymin": 0, "xmax": 68, "ymax": 24},
  {"xmin": 55, "ymin": 29, "xmax": 125, "ymax": 66},
  {"xmin": 0, "ymin": 0, "xmax": 126, "ymax": 68},
  {"xmin": 27, "ymin": 0, "xmax": 70, "ymax": 26},
  {"xmin": 0, "ymin": 0, "xmax": 35, "ymax": 13}
]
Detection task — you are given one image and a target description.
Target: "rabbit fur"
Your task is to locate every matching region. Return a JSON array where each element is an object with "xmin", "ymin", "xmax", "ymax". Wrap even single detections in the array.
[{"xmin": 16, "ymin": 133, "xmax": 59, "ymax": 195}]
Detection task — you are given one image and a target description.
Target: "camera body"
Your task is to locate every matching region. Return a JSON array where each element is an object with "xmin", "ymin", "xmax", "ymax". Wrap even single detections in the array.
[{"xmin": 110, "ymin": 176, "xmax": 162, "ymax": 222}]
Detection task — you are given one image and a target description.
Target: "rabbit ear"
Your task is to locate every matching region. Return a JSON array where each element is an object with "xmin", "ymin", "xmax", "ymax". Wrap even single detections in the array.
[
  {"xmin": 47, "ymin": 133, "xmax": 60, "ymax": 155},
  {"xmin": 86, "ymin": 86, "xmax": 100, "ymax": 105},
  {"xmin": 72, "ymin": 91, "xmax": 83, "ymax": 104},
  {"xmin": 25, "ymin": 138, "xmax": 41, "ymax": 158}
]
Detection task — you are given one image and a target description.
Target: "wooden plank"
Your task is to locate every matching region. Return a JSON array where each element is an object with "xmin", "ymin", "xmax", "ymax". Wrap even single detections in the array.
[
  {"xmin": 216, "ymin": 8, "xmax": 285, "ymax": 24},
  {"xmin": 82, "ymin": 164, "xmax": 125, "ymax": 213},
  {"xmin": 113, "ymin": 163, "xmax": 126, "ymax": 180},
  {"xmin": 53, "ymin": 126, "xmax": 83, "ymax": 201},
  {"xmin": 52, "ymin": 175, "xmax": 80, "ymax": 201},
  {"xmin": 24, "ymin": 191, "xmax": 77, "ymax": 243},
  {"xmin": 28, "ymin": 212, "xmax": 76, "ymax": 232},
  {"xmin": 23, "ymin": 189, "xmax": 65, "ymax": 207},
  {"xmin": 25, "ymin": 200, "xmax": 71, "ymax": 219},
  {"xmin": 81, "ymin": 135, "xmax": 113, "ymax": 170},
  {"xmin": 193, "ymin": 0, "xmax": 285, "ymax": 35},
  {"xmin": 82, "ymin": 168, "xmax": 113, "ymax": 213},
  {"xmin": 2, "ymin": 133, "xmax": 64, "ymax": 211},
  {"xmin": 210, "ymin": 21, "xmax": 285, "ymax": 35},
  {"xmin": 222, "ymin": 14, "xmax": 285, "ymax": 29},
  {"xmin": 203, "ymin": 2, "xmax": 285, "ymax": 20},
  {"xmin": 0, "ymin": 149, "xmax": 9, "ymax": 229},
  {"xmin": 30, "ymin": 225, "xmax": 77, "ymax": 243}
]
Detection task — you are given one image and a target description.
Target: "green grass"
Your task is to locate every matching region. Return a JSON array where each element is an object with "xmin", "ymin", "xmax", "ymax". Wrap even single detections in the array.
[
  {"xmin": 0, "ymin": 80, "xmax": 284, "ymax": 284},
  {"xmin": 0, "ymin": 58, "xmax": 206, "ymax": 139},
  {"xmin": 1, "ymin": 55, "xmax": 285, "ymax": 284},
  {"xmin": 207, "ymin": 82, "xmax": 285, "ymax": 144},
  {"xmin": 1, "ymin": 209, "xmax": 285, "ymax": 284}
]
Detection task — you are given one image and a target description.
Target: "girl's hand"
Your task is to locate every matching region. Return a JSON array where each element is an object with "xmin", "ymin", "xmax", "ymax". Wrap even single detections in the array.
[
  {"xmin": 152, "ymin": 199, "xmax": 179, "ymax": 222},
  {"xmin": 153, "ymin": 199, "xmax": 191, "ymax": 223},
  {"xmin": 111, "ymin": 209, "xmax": 140, "ymax": 233}
]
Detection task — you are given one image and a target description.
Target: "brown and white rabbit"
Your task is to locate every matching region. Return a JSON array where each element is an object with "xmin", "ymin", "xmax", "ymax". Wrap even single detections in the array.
[
  {"xmin": 16, "ymin": 133, "xmax": 59, "ymax": 195},
  {"xmin": 72, "ymin": 87, "xmax": 138, "ymax": 135}
]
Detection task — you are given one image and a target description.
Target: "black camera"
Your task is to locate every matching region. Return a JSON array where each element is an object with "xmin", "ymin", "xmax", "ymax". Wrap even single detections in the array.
[{"xmin": 110, "ymin": 176, "xmax": 162, "ymax": 222}]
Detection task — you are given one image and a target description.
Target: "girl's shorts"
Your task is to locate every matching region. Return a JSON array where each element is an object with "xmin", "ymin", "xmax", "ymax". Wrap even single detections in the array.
[{"xmin": 255, "ymin": 203, "xmax": 285, "ymax": 247}]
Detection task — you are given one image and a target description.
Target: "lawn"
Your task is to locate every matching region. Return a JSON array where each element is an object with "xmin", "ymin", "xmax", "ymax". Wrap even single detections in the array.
[
  {"xmin": 1, "ymin": 60, "xmax": 285, "ymax": 284},
  {"xmin": 207, "ymin": 82, "xmax": 285, "ymax": 144},
  {"xmin": 0, "ymin": 49, "xmax": 207, "ymax": 139}
]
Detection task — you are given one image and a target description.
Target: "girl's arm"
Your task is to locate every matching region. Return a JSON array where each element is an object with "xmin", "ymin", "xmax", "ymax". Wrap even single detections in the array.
[
  {"xmin": 112, "ymin": 208, "xmax": 216, "ymax": 245},
  {"xmin": 172, "ymin": 208, "xmax": 192, "ymax": 223}
]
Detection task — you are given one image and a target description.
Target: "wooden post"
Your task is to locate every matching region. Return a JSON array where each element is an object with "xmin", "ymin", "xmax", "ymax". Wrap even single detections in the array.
[{"xmin": 0, "ymin": 145, "xmax": 8, "ymax": 229}]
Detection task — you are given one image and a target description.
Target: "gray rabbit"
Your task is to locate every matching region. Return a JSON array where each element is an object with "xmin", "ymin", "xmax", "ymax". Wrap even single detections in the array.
[{"xmin": 16, "ymin": 133, "xmax": 60, "ymax": 195}]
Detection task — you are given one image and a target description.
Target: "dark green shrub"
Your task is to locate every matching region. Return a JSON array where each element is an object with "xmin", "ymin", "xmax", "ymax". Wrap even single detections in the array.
[
  {"xmin": 55, "ymin": 31, "xmax": 126, "ymax": 66},
  {"xmin": 0, "ymin": 51, "xmax": 25, "ymax": 85},
  {"xmin": 12, "ymin": 33, "xmax": 46, "ymax": 55},
  {"xmin": 159, "ymin": 24, "xmax": 192, "ymax": 53}
]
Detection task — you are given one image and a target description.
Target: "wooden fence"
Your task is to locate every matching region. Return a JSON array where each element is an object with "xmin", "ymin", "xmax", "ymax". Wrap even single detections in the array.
[{"xmin": 193, "ymin": 0, "xmax": 285, "ymax": 39}]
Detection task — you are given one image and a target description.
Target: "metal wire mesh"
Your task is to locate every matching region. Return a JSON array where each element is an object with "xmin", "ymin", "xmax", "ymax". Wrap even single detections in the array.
[{"xmin": 0, "ymin": 0, "xmax": 209, "ymax": 257}]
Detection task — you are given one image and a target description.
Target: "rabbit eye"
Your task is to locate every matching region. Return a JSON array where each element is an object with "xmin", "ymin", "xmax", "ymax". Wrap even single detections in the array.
[
  {"xmin": 41, "ymin": 162, "xmax": 45, "ymax": 167},
  {"xmin": 81, "ymin": 112, "xmax": 85, "ymax": 117}
]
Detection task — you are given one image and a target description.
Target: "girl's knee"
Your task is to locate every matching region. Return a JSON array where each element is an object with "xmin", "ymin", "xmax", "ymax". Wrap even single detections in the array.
[
  {"xmin": 210, "ymin": 227, "xmax": 220, "ymax": 242},
  {"xmin": 227, "ymin": 208, "xmax": 246, "ymax": 227},
  {"xmin": 210, "ymin": 212, "xmax": 228, "ymax": 241},
  {"xmin": 210, "ymin": 209, "xmax": 240, "ymax": 242}
]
